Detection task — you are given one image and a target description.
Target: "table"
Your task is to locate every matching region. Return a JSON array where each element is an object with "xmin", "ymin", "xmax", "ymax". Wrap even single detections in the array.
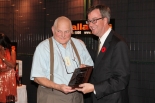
[{"xmin": 15, "ymin": 85, "xmax": 28, "ymax": 103}]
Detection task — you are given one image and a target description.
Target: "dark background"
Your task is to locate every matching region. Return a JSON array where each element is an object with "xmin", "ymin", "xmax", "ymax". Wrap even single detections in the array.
[{"xmin": 0, "ymin": 0, "xmax": 155, "ymax": 103}]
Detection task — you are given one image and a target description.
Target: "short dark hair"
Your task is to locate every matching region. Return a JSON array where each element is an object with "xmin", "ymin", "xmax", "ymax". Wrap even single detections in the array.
[
  {"xmin": 0, "ymin": 33, "xmax": 11, "ymax": 50},
  {"xmin": 87, "ymin": 4, "xmax": 111, "ymax": 23}
]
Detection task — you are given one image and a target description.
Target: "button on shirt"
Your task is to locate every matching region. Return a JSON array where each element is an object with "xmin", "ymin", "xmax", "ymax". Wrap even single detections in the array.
[{"xmin": 30, "ymin": 37, "xmax": 94, "ymax": 85}]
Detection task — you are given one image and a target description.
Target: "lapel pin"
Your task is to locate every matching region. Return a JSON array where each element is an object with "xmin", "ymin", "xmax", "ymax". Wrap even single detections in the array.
[{"xmin": 101, "ymin": 47, "xmax": 106, "ymax": 53}]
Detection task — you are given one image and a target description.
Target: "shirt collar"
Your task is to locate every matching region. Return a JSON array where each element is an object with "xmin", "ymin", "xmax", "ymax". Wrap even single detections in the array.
[{"xmin": 99, "ymin": 28, "xmax": 112, "ymax": 46}]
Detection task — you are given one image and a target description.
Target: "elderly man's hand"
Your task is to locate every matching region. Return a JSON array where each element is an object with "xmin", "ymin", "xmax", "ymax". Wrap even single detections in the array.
[
  {"xmin": 79, "ymin": 64, "xmax": 86, "ymax": 68},
  {"xmin": 58, "ymin": 84, "xmax": 76, "ymax": 94}
]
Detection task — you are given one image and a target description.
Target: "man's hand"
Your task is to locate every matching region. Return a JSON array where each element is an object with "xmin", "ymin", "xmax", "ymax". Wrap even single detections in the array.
[
  {"xmin": 76, "ymin": 83, "xmax": 94, "ymax": 94},
  {"xmin": 80, "ymin": 64, "xmax": 86, "ymax": 68},
  {"xmin": 58, "ymin": 84, "xmax": 76, "ymax": 94},
  {"xmin": 34, "ymin": 77, "xmax": 76, "ymax": 94}
]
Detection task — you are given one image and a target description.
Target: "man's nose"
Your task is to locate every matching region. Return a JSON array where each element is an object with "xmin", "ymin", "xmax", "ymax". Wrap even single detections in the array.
[
  {"xmin": 61, "ymin": 32, "xmax": 65, "ymax": 38},
  {"xmin": 88, "ymin": 22, "xmax": 93, "ymax": 28}
]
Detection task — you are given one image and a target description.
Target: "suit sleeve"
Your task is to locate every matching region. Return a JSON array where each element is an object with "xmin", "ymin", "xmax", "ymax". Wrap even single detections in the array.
[{"xmin": 94, "ymin": 41, "xmax": 130, "ymax": 99}]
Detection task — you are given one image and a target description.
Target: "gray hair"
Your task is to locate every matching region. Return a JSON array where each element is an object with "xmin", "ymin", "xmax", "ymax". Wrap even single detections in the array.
[{"xmin": 87, "ymin": 4, "xmax": 111, "ymax": 23}]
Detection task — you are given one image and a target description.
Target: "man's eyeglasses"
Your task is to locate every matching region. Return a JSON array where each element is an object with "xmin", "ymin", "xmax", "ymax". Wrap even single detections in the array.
[
  {"xmin": 54, "ymin": 39, "xmax": 79, "ymax": 74},
  {"xmin": 64, "ymin": 58, "xmax": 78, "ymax": 74},
  {"xmin": 86, "ymin": 17, "xmax": 103, "ymax": 24}
]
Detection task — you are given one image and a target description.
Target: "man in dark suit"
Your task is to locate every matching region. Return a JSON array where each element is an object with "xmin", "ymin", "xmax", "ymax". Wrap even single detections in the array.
[{"xmin": 76, "ymin": 4, "xmax": 130, "ymax": 103}]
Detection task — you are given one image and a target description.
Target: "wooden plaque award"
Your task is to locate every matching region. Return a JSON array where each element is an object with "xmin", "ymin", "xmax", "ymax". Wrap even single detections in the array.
[{"xmin": 68, "ymin": 66, "xmax": 93, "ymax": 88}]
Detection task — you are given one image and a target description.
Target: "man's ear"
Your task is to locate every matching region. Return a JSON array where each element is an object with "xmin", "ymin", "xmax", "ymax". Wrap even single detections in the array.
[
  {"xmin": 51, "ymin": 26, "xmax": 54, "ymax": 33},
  {"xmin": 103, "ymin": 18, "xmax": 108, "ymax": 24}
]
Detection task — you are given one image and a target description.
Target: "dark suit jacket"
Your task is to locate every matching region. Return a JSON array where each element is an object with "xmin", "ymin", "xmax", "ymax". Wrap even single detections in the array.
[{"xmin": 90, "ymin": 30, "xmax": 130, "ymax": 103}]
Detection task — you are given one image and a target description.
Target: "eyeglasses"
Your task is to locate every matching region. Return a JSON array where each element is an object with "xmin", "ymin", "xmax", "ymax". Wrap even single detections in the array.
[
  {"xmin": 65, "ymin": 46, "xmax": 79, "ymax": 74},
  {"xmin": 64, "ymin": 58, "xmax": 78, "ymax": 74},
  {"xmin": 86, "ymin": 17, "xmax": 103, "ymax": 24},
  {"xmin": 54, "ymin": 39, "xmax": 79, "ymax": 74},
  {"xmin": 64, "ymin": 63, "xmax": 73, "ymax": 74}
]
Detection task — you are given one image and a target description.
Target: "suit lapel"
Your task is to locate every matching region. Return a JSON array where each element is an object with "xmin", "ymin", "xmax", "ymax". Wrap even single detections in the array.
[{"xmin": 94, "ymin": 30, "xmax": 114, "ymax": 68}]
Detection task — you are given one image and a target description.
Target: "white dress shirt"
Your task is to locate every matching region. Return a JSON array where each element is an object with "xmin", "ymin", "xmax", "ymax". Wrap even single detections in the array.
[
  {"xmin": 94, "ymin": 27, "xmax": 112, "ymax": 94},
  {"xmin": 99, "ymin": 28, "xmax": 112, "ymax": 52}
]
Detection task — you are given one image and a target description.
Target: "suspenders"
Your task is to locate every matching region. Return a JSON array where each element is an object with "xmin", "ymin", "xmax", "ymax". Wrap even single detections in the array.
[{"xmin": 49, "ymin": 38, "xmax": 81, "ymax": 81}]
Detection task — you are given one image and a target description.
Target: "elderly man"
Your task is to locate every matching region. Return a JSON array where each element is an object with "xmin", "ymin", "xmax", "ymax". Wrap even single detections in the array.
[{"xmin": 30, "ymin": 16, "xmax": 94, "ymax": 103}]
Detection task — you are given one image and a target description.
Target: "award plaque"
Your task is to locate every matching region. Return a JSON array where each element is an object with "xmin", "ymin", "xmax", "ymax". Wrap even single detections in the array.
[{"xmin": 68, "ymin": 66, "xmax": 93, "ymax": 88}]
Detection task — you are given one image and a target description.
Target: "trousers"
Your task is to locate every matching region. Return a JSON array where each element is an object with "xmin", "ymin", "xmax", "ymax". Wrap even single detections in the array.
[{"xmin": 37, "ymin": 85, "xmax": 83, "ymax": 103}]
